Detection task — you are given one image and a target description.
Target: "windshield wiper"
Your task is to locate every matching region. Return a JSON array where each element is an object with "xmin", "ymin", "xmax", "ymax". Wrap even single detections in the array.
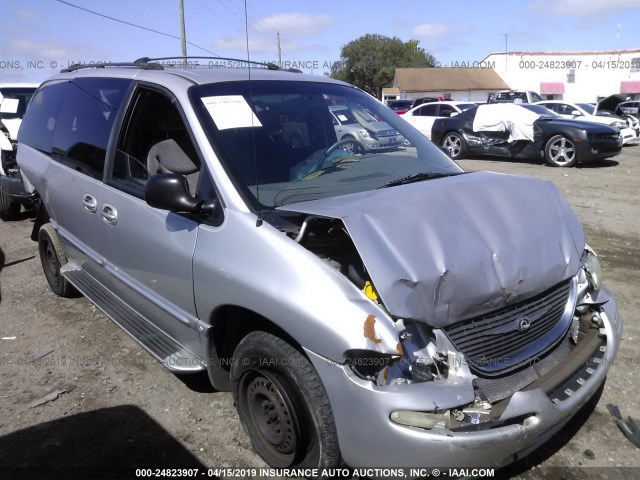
[{"xmin": 379, "ymin": 172, "xmax": 463, "ymax": 188}]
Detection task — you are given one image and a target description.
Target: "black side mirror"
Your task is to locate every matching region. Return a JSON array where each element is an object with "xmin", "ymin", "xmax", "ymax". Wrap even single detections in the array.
[{"xmin": 145, "ymin": 173, "xmax": 217, "ymax": 215}]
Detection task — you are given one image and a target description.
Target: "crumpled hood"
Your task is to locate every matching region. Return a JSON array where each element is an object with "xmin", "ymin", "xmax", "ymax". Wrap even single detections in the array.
[
  {"xmin": 283, "ymin": 171, "xmax": 585, "ymax": 327},
  {"xmin": 596, "ymin": 94, "xmax": 626, "ymax": 114}
]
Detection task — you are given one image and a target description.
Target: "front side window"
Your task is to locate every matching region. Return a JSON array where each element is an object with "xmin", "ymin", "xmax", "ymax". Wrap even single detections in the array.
[
  {"xmin": 190, "ymin": 80, "xmax": 462, "ymax": 209},
  {"xmin": 111, "ymin": 87, "xmax": 201, "ymax": 198}
]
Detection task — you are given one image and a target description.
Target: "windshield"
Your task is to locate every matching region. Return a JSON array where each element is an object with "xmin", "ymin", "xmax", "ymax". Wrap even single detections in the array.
[
  {"xmin": 456, "ymin": 103, "xmax": 477, "ymax": 112},
  {"xmin": 495, "ymin": 91, "xmax": 527, "ymax": 102},
  {"xmin": 190, "ymin": 80, "xmax": 462, "ymax": 209},
  {"xmin": 0, "ymin": 87, "xmax": 36, "ymax": 120},
  {"xmin": 521, "ymin": 104, "xmax": 561, "ymax": 118},
  {"xmin": 577, "ymin": 103, "xmax": 595, "ymax": 114}
]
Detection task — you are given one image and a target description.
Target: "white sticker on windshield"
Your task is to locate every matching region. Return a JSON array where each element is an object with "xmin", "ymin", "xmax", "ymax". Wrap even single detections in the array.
[
  {"xmin": 201, "ymin": 95, "xmax": 263, "ymax": 130},
  {"xmin": 337, "ymin": 114, "xmax": 348, "ymax": 122}
]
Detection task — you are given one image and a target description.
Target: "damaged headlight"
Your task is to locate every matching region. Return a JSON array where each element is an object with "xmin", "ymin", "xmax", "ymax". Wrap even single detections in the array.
[
  {"xmin": 345, "ymin": 320, "xmax": 448, "ymax": 386},
  {"xmin": 344, "ymin": 349, "xmax": 396, "ymax": 381},
  {"xmin": 582, "ymin": 245, "xmax": 602, "ymax": 297}
]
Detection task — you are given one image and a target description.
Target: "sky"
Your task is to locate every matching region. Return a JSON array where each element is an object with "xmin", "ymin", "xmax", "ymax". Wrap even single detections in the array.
[{"xmin": 1, "ymin": 0, "xmax": 639, "ymax": 83}]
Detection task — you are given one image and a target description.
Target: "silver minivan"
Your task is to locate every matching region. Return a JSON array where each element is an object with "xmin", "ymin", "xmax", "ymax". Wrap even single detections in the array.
[{"xmin": 17, "ymin": 59, "xmax": 621, "ymax": 472}]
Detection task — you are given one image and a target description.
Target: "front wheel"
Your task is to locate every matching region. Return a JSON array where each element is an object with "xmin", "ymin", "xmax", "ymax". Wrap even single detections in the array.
[
  {"xmin": 442, "ymin": 132, "xmax": 467, "ymax": 160},
  {"xmin": 544, "ymin": 135, "xmax": 577, "ymax": 167},
  {"xmin": 231, "ymin": 332, "xmax": 341, "ymax": 469}
]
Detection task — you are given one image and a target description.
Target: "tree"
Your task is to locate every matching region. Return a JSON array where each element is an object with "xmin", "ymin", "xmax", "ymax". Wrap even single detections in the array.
[{"xmin": 330, "ymin": 34, "xmax": 436, "ymax": 98}]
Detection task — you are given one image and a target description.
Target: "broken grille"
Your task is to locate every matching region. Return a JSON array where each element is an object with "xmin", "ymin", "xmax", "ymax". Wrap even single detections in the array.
[{"xmin": 444, "ymin": 278, "xmax": 575, "ymax": 376}]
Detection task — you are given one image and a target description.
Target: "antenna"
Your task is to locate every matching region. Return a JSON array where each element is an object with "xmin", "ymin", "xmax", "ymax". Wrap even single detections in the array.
[
  {"xmin": 243, "ymin": 0, "xmax": 262, "ymax": 227},
  {"xmin": 277, "ymin": 32, "xmax": 282, "ymax": 67}
]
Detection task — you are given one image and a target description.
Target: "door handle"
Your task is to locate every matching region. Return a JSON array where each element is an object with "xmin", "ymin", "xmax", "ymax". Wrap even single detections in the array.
[
  {"xmin": 82, "ymin": 194, "xmax": 97, "ymax": 213},
  {"xmin": 101, "ymin": 204, "xmax": 118, "ymax": 225}
]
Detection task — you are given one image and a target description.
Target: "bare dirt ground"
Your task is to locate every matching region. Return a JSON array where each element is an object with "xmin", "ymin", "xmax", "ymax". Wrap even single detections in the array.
[{"xmin": 0, "ymin": 146, "xmax": 639, "ymax": 480}]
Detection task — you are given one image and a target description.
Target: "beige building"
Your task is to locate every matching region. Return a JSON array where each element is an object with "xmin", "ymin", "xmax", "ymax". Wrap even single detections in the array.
[
  {"xmin": 484, "ymin": 49, "xmax": 640, "ymax": 102},
  {"xmin": 387, "ymin": 67, "xmax": 509, "ymax": 103}
]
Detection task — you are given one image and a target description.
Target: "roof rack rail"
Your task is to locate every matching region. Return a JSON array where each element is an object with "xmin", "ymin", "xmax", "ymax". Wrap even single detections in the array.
[
  {"xmin": 60, "ymin": 61, "xmax": 163, "ymax": 73},
  {"xmin": 60, "ymin": 56, "xmax": 303, "ymax": 74},
  {"xmin": 135, "ymin": 56, "xmax": 282, "ymax": 71}
]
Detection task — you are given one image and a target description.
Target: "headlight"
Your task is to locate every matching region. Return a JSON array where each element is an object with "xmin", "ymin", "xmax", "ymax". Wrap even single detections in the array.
[
  {"xmin": 612, "ymin": 121, "xmax": 625, "ymax": 128},
  {"xmin": 358, "ymin": 129, "xmax": 370, "ymax": 139},
  {"xmin": 583, "ymin": 245, "xmax": 602, "ymax": 297}
]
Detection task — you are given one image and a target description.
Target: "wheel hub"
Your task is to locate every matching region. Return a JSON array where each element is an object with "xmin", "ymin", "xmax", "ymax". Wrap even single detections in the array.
[{"xmin": 246, "ymin": 375, "xmax": 297, "ymax": 455}]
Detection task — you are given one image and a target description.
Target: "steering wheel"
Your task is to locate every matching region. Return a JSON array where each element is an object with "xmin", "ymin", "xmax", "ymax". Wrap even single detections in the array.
[{"xmin": 315, "ymin": 137, "xmax": 365, "ymax": 168}]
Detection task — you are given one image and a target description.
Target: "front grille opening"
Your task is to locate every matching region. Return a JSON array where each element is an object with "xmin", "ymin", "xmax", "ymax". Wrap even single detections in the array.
[{"xmin": 444, "ymin": 279, "xmax": 574, "ymax": 376}]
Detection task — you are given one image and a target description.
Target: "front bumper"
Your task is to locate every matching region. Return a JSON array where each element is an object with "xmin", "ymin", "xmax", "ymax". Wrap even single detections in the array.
[
  {"xmin": 306, "ymin": 289, "xmax": 620, "ymax": 469},
  {"xmin": 620, "ymin": 127, "xmax": 640, "ymax": 145},
  {"xmin": 364, "ymin": 135, "xmax": 404, "ymax": 151}
]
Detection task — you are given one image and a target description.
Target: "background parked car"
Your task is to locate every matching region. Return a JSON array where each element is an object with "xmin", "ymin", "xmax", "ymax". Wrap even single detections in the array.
[
  {"xmin": 409, "ymin": 96, "xmax": 453, "ymax": 109},
  {"xmin": 615, "ymin": 100, "xmax": 640, "ymax": 118},
  {"xmin": 487, "ymin": 89, "xmax": 543, "ymax": 104},
  {"xmin": 432, "ymin": 103, "xmax": 622, "ymax": 167},
  {"xmin": 328, "ymin": 105, "xmax": 403, "ymax": 151},
  {"xmin": 536, "ymin": 100, "xmax": 639, "ymax": 145},
  {"xmin": 400, "ymin": 101, "xmax": 477, "ymax": 139},
  {"xmin": 0, "ymin": 83, "xmax": 38, "ymax": 219},
  {"xmin": 386, "ymin": 99, "xmax": 413, "ymax": 114}
]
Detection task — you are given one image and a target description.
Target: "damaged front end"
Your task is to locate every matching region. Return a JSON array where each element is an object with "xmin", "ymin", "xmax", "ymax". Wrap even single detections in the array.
[
  {"xmin": 277, "ymin": 172, "xmax": 620, "ymax": 442},
  {"xmin": 345, "ymin": 247, "xmax": 614, "ymax": 434}
]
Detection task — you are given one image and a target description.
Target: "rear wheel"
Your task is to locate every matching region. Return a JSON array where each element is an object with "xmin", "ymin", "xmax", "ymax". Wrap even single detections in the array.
[
  {"xmin": 231, "ymin": 331, "xmax": 341, "ymax": 469},
  {"xmin": 544, "ymin": 135, "xmax": 577, "ymax": 167},
  {"xmin": 442, "ymin": 132, "xmax": 467, "ymax": 160},
  {"xmin": 38, "ymin": 224, "xmax": 78, "ymax": 297},
  {"xmin": 0, "ymin": 182, "xmax": 21, "ymax": 220}
]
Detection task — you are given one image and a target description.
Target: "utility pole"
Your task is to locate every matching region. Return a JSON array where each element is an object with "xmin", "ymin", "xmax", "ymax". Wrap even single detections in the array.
[
  {"xmin": 179, "ymin": 0, "xmax": 187, "ymax": 61},
  {"xmin": 503, "ymin": 33, "xmax": 508, "ymax": 84},
  {"xmin": 277, "ymin": 32, "xmax": 282, "ymax": 67}
]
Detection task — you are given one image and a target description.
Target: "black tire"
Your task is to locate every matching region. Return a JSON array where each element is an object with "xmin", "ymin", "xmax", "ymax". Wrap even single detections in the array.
[
  {"xmin": 38, "ymin": 224, "xmax": 78, "ymax": 297},
  {"xmin": 441, "ymin": 132, "xmax": 467, "ymax": 160},
  {"xmin": 0, "ymin": 182, "xmax": 21, "ymax": 221},
  {"xmin": 544, "ymin": 134, "xmax": 577, "ymax": 167},
  {"xmin": 231, "ymin": 331, "xmax": 341, "ymax": 470}
]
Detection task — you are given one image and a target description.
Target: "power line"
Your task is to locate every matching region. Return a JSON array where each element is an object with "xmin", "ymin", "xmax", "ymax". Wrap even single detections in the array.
[{"xmin": 54, "ymin": 0, "xmax": 219, "ymax": 56}]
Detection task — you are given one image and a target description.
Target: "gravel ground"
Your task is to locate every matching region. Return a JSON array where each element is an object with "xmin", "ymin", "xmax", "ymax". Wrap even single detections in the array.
[{"xmin": 0, "ymin": 146, "xmax": 639, "ymax": 480}]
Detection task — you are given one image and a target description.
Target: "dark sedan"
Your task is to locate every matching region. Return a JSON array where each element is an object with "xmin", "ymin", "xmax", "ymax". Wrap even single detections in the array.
[{"xmin": 432, "ymin": 103, "xmax": 623, "ymax": 167}]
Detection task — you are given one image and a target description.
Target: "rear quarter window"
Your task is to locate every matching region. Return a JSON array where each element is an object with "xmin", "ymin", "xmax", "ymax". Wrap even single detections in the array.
[
  {"xmin": 18, "ymin": 82, "xmax": 68, "ymax": 153},
  {"xmin": 18, "ymin": 77, "xmax": 132, "ymax": 180}
]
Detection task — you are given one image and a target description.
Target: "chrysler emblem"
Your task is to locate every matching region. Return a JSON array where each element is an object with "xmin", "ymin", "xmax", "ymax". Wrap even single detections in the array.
[{"xmin": 518, "ymin": 318, "xmax": 531, "ymax": 332}]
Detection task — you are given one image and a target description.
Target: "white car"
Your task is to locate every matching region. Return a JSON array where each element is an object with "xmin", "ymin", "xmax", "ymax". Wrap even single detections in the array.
[
  {"xmin": 400, "ymin": 101, "xmax": 477, "ymax": 140},
  {"xmin": 536, "ymin": 100, "xmax": 640, "ymax": 146},
  {"xmin": 0, "ymin": 83, "xmax": 39, "ymax": 219}
]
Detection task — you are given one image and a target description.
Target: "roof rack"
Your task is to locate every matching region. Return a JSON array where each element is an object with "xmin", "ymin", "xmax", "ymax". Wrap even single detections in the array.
[
  {"xmin": 136, "ymin": 56, "xmax": 282, "ymax": 71},
  {"xmin": 61, "ymin": 61, "xmax": 163, "ymax": 73},
  {"xmin": 60, "ymin": 56, "xmax": 302, "ymax": 74}
]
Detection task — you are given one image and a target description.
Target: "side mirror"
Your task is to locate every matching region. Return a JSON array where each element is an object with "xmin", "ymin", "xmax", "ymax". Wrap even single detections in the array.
[
  {"xmin": 145, "ymin": 173, "xmax": 217, "ymax": 215},
  {"xmin": 570, "ymin": 110, "xmax": 582, "ymax": 116}
]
